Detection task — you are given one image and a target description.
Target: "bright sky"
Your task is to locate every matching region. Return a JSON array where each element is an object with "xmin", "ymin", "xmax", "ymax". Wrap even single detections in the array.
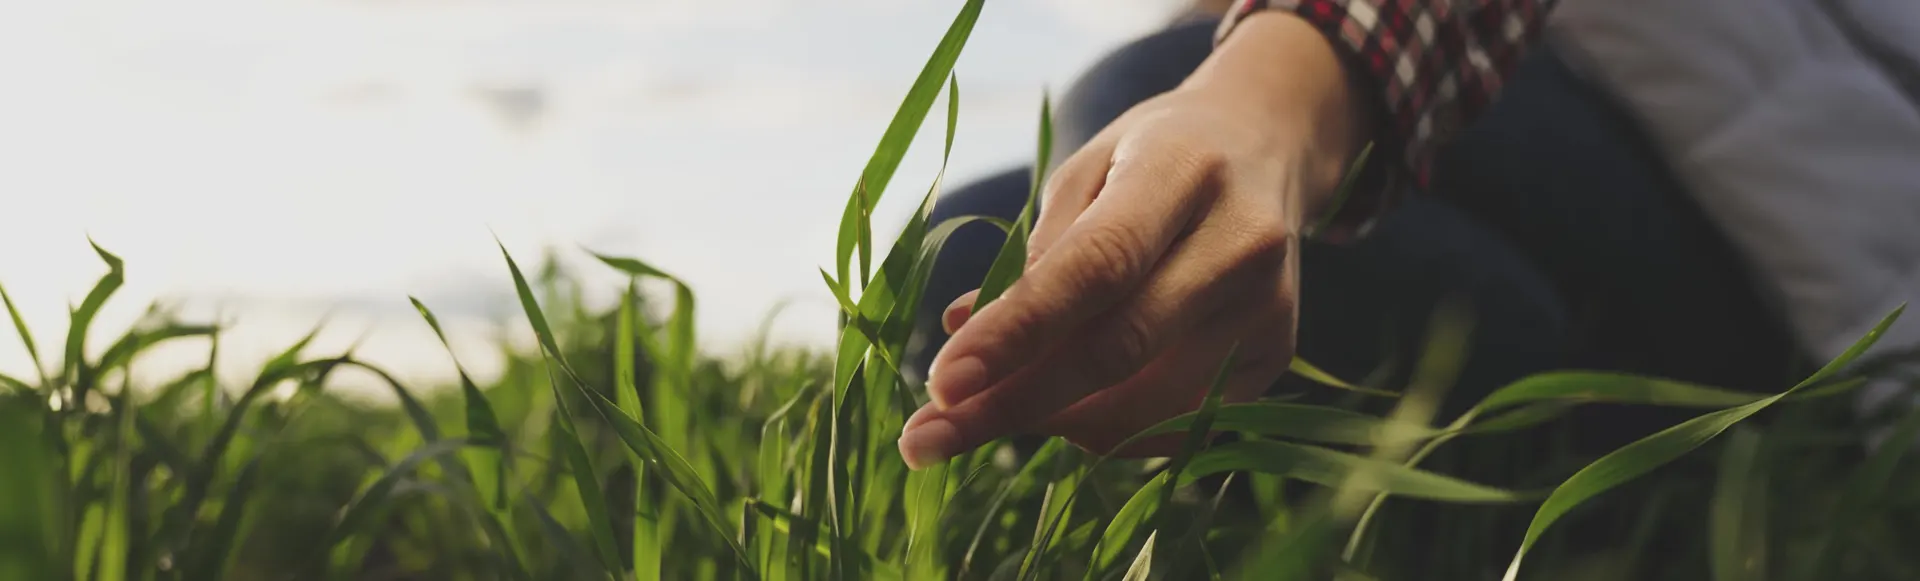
[{"xmin": 0, "ymin": 0, "xmax": 1187, "ymax": 390}]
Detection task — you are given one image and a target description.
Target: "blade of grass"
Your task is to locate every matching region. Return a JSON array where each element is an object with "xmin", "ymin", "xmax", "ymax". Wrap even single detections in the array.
[
  {"xmin": 0, "ymin": 373, "xmax": 30, "ymax": 394},
  {"xmin": 1289, "ymin": 359, "xmax": 1399, "ymax": 398},
  {"xmin": 1120, "ymin": 532, "xmax": 1156, "ymax": 581},
  {"xmin": 1175, "ymin": 440, "xmax": 1525, "ymax": 502},
  {"xmin": 412, "ymin": 297, "xmax": 528, "ymax": 573},
  {"xmin": 1145, "ymin": 345, "xmax": 1240, "ymax": 580},
  {"xmin": 975, "ymin": 93, "xmax": 1050, "ymax": 309},
  {"xmin": 585, "ymin": 387, "xmax": 754, "ymax": 573},
  {"xmin": 185, "ymin": 455, "xmax": 265, "ymax": 581},
  {"xmin": 1135, "ymin": 402, "xmax": 1436, "ymax": 446},
  {"xmin": 1798, "ymin": 399, "xmax": 1920, "ymax": 581},
  {"xmin": 0, "ymin": 282, "xmax": 49, "ymax": 387},
  {"xmin": 498, "ymin": 243, "xmax": 630, "ymax": 575},
  {"xmin": 96, "ymin": 323, "xmax": 217, "ymax": 377},
  {"xmin": 1710, "ymin": 427, "xmax": 1767, "ymax": 581},
  {"xmin": 0, "ymin": 394, "xmax": 68, "ymax": 581},
  {"xmin": 834, "ymin": 0, "xmax": 984, "ymax": 286},
  {"xmin": 96, "ymin": 385, "xmax": 136, "ymax": 581},
  {"xmin": 1499, "ymin": 306, "xmax": 1903, "ymax": 581},
  {"xmin": 65, "ymin": 240, "xmax": 126, "ymax": 406},
  {"xmin": 1086, "ymin": 472, "xmax": 1167, "ymax": 579},
  {"xmin": 323, "ymin": 438, "xmax": 476, "ymax": 578},
  {"xmin": 611, "ymin": 283, "xmax": 663, "ymax": 581},
  {"xmin": 1162, "ymin": 473, "xmax": 1236, "ymax": 580}
]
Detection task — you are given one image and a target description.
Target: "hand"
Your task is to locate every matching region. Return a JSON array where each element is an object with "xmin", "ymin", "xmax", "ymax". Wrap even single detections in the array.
[{"xmin": 898, "ymin": 12, "xmax": 1368, "ymax": 468}]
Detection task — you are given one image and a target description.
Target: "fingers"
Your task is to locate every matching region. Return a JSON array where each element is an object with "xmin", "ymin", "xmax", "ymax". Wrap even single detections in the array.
[
  {"xmin": 941, "ymin": 290, "xmax": 979, "ymax": 335},
  {"xmin": 1042, "ymin": 303, "xmax": 1296, "ymax": 457},
  {"xmin": 925, "ymin": 138, "xmax": 1221, "ymax": 409},
  {"xmin": 1027, "ymin": 140, "xmax": 1111, "ymax": 267},
  {"xmin": 902, "ymin": 223, "xmax": 1290, "ymax": 469},
  {"xmin": 901, "ymin": 302, "xmax": 1294, "ymax": 469}
]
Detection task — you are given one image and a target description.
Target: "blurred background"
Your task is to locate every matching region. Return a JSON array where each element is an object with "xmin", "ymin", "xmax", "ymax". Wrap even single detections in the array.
[{"xmin": 0, "ymin": 0, "xmax": 1193, "ymax": 391}]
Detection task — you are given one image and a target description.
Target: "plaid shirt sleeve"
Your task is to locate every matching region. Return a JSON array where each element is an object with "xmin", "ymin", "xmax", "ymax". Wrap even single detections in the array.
[{"xmin": 1218, "ymin": 0, "xmax": 1548, "ymax": 242}]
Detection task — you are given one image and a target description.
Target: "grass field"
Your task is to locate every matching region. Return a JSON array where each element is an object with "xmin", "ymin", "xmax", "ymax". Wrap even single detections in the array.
[{"xmin": 5, "ymin": 2, "xmax": 1920, "ymax": 580}]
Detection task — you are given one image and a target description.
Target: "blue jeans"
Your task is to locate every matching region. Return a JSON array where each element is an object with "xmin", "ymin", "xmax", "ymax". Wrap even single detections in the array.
[{"xmin": 906, "ymin": 19, "xmax": 1801, "ymax": 455}]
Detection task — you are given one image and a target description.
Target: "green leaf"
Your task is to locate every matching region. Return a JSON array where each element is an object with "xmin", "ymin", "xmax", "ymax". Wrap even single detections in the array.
[
  {"xmin": 1088, "ymin": 472, "xmax": 1167, "ymax": 579},
  {"xmin": 1140, "ymin": 402, "xmax": 1437, "ymax": 446},
  {"xmin": 834, "ymin": 0, "xmax": 984, "ymax": 286},
  {"xmin": 497, "ymin": 242, "xmax": 629, "ymax": 575},
  {"xmin": 1799, "ymin": 402, "xmax": 1920, "ymax": 580},
  {"xmin": 95, "ymin": 389, "xmax": 137, "ymax": 581},
  {"xmin": 1476, "ymin": 371, "xmax": 1811, "ymax": 415},
  {"xmin": 1146, "ymin": 345, "xmax": 1240, "ymax": 580},
  {"xmin": 184, "ymin": 331, "xmax": 333, "ymax": 527},
  {"xmin": 338, "ymin": 359, "xmax": 442, "ymax": 442},
  {"xmin": 410, "ymin": 297, "xmax": 527, "ymax": 574},
  {"xmin": 0, "ymin": 373, "xmax": 30, "ymax": 394},
  {"xmin": 1289, "ymin": 358, "xmax": 1399, "ymax": 398},
  {"xmin": 583, "ymin": 388, "xmax": 754, "ymax": 574},
  {"xmin": 1121, "ymin": 531, "xmax": 1156, "ymax": 581},
  {"xmin": 1177, "ymin": 440, "xmax": 1525, "ymax": 503},
  {"xmin": 1499, "ymin": 305, "xmax": 1903, "ymax": 581},
  {"xmin": 324, "ymin": 438, "xmax": 476, "ymax": 575},
  {"xmin": 975, "ymin": 94, "xmax": 1051, "ymax": 309},
  {"xmin": 411, "ymin": 298, "xmax": 507, "ymax": 446},
  {"xmin": 0, "ymin": 282, "xmax": 48, "ymax": 387},
  {"xmin": 0, "ymin": 395, "xmax": 65, "ymax": 581},
  {"xmin": 1710, "ymin": 427, "xmax": 1768, "ymax": 581},
  {"xmin": 185, "ymin": 455, "xmax": 265, "ymax": 581},
  {"xmin": 1163, "ymin": 473, "xmax": 1235, "ymax": 580},
  {"xmin": 64, "ymin": 240, "xmax": 126, "ymax": 401},
  {"xmin": 611, "ymin": 283, "xmax": 662, "ymax": 580},
  {"xmin": 96, "ymin": 322, "xmax": 217, "ymax": 377}
]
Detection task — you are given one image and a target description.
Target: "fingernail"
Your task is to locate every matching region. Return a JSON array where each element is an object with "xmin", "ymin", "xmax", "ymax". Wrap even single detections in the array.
[
  {"xmin": 898, "ymin": 418, "xmax": 961, "ymax": 470},
  {"xmin": 927, "ymin": 356, "xmax": 986, "ymax": 409},
  {"xmin": 941, "ymin": 306, "xmax": 967, "ymax": 334}
]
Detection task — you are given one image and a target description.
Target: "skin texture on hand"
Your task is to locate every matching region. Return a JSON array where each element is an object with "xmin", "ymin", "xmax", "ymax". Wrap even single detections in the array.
[{"xmin": 897, "ymin": 11, "xmax": 1368, "ymax": 469}]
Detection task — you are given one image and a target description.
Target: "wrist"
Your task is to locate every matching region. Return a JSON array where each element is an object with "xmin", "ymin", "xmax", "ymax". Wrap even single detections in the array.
[{"xmin": 1180, "ymin": 10, "xmax": 1372, "ymax": 222}]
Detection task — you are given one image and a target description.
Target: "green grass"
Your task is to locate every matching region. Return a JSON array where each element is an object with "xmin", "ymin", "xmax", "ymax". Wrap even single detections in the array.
[{"xmin": 5, "ymin": 2, "xmax": 1920, "ymax": 579}]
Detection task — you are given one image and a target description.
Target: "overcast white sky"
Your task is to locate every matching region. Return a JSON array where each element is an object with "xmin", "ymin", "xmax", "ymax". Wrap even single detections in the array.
[{"xmin": 0, "ymin": 0, "xmax": 1188, "ymax": 389}]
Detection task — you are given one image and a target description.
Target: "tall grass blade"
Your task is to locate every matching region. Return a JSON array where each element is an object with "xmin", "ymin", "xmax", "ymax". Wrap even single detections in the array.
[
  {"xmin": 1120, "ymin": 532, "xmax": 1156, "ymax": 581},
  {"xmin": 1799, "ymin": 398, "xmax": 1920, "ymax": 580},
  {"xmin": 1710, "ymin": 427, "xmax": 1767, "ymax": 581},
  {"xmin": 1137, "ymin": 402, "xmax": 1436, "ymax": 446},
  {"xmin": 65, "ymin": 240, "xmax": 126, "ymax": 404},
  {"xmin": 0, "ymin": 282, "xmax": 48, "ymax": 387},
  {"xmin": 324, "ymin": 438, "xmax": 475, "ymax": 578},
  {"xmin": 1499, "ymin": 306, "xmax": 1903, "ymax": 581},
  {"xmin": 1289, "ymin": 359, "xmax": 1399, "ymax": 398},
  {"xmin": 1177, "ymin": 440, "xmax": 1524, "ymax": 502},
  {"xmin": 0, "ymin": 373, "xmax": 30, "ymax": 394},
  {"xmin": 96, "ymin": 323, "xmax": 216, "ymax": 377},
  {"xmin": 0, "ymin": 394, "xmax": 66, "ymax": 581},
  {"xmin": 1087, "ymin": 472, "xmax": 1167, "ymax": 579},
  {"xmin": 585, "ymin": 388, "xmax": 753, "ymax": 573},
  {"xmin": 834, "ymin": 0, "xmax": 984, "ymax": 286},
  {"xmin": 186, "ymin": 456, "xmax": 265, "ymax": 581},
  {"xmin": 975, "ymin": 93, "xmax": 1050, "ymax": 309},
  {"xmin": 1147, "ymin": 345, "xmax": 1240, "ymax": 579},
  {"xmin": 498, "ymin": 243, "xmax": 629, "ymax": 575}
]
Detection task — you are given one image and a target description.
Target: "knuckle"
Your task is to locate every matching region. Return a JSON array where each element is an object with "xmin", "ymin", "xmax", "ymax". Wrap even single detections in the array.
[
  {"xmin": 1068, "ymin": 226, "xmax": 1144, "ymax": 290},
  {"xmin": 1237, "ymin": 228, "xmax": 1293, "ymax": 268},
  {"xmin": 1179, "ymin": 144, "xmax": 1230, "ymax": 179}
]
